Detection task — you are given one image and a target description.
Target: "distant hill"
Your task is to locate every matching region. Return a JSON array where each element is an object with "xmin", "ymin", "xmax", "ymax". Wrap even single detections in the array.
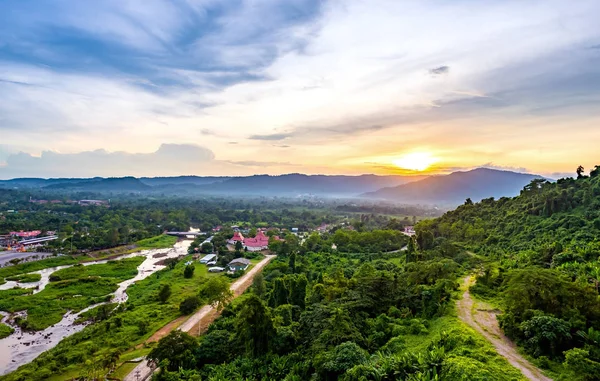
[
  {"xmin": 0, "ymin": 174, "xmax": 426, "ymax": 197},
  {"xmin": 139, "ymin": 176, "xmax": 230, "ymax": 186},
  {"xmin": 189, "ymin": 174, "xmax": 426, "ymax": 196},
  {"xmin": 363, "ymin": 168, "xmax": 546, "ymax": 205},
  {"xmin": 43, "ymin": 177, "xmax": 151, "ymax": 192}
]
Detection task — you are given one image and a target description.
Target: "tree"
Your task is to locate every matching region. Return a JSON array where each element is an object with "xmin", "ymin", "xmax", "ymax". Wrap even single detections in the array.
[
  {"xmin": 235, "ymin": 294, "xmax": 275, "ymax": 356},
  {"xmin": 577, "ymin": 165, "xmax": 586, "ymax": 179},
  {"xmin": 199, "ymin": 277, "xmax": 233, "ymax": 311},
  {"xmin": 179, "ymin": 296, "xmax": 201, "ymax": 315},
  {"xmin": 184, "ymin": 264, "xmax": 195, "ymax": 279},
  {"xmin": 252, "ymin": 272, "xmax": 266, "ymax": 298},
  {"xmin": 288, "ymin": 252, "xmax": 297, "ymax": 273},
  {"xmin": 158, "ymin": 284, "xmax": 171, "ymax": 303},
  {"xmin": 148, "ymin": 330, "xmax": 197, "ymax": 372},
  {"xmin": 200, "ymin": 242, "xmax": 213, "ymax": 254},
  {"xmin": 235, "ymin": 240, "xmax": 243, "ymax": 253}
]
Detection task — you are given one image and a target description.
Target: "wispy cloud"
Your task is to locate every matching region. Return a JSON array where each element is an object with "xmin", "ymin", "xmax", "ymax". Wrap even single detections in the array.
[{"xmin": 2, "ymin": 0, "xmax": 600, "ymax": 177}]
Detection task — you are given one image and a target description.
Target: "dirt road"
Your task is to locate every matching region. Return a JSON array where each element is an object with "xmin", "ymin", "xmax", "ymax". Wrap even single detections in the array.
[
  {"xmin": 457, "ymin": 276, "xmax": 553, "ymax": 381},
  {"xmin": 124, "ymin": 255, "xmax": 276, "ymax": 381}
]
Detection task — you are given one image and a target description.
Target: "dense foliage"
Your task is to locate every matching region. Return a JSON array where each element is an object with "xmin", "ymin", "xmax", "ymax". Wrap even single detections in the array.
[
  {"xmin": 419, "ymin": 167, "xmax": 600, "ymax": 380},
  {"xmin": 146, "ymin": 233, "xmax": 527, "ymax": 381}
]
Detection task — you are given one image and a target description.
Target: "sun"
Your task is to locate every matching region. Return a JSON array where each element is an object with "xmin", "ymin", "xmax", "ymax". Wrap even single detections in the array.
[{"xmin": 393, "ymin": 152, "xmax": 438, "ymax": 171}]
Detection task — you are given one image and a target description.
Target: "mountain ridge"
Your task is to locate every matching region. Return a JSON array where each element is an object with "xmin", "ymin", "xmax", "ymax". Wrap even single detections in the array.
[{"xmin": 363, "ymin": 168, "xmax": 546, "ymax": 205}]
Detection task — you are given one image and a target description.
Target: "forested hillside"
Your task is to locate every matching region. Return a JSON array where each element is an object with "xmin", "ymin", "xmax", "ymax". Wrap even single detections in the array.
[{"xmin": 418, "ymin": 166, "xmax": 600, "ymax": 380}]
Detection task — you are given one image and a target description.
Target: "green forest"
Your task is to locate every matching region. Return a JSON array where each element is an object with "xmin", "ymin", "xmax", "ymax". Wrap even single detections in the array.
[
  {"xmin": 2, "ymin": 168, "xmax": 600, "ymax": 380},
  {"xmin": 143, "ymin": 168, "xmax": 600, "ymax": 381}
]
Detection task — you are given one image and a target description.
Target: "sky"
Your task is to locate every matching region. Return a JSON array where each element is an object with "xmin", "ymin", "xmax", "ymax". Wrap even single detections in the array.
[{"xmin": 1, "ymin": 0, "xmax": 600, "ymax": 179}]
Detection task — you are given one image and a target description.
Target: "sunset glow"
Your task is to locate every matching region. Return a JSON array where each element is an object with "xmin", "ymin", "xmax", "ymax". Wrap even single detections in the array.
[{"xmin": 393, "ymin": 153, "xmax": 438, "ymax": 172}]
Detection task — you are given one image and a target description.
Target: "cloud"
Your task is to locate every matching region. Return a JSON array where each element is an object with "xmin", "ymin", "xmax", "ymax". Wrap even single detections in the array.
[
  {"xmin": 429, "ymin": 66, "xmax": 450, "ymax": 76},
  {"xmin": 0, "ymin": 144, "xmax": 217, "ymax": 178},
  {"xmin": 479, "ymin": 163, "xmax": 531, "ymax": 174},
  {"xmin": 2, "ymin": 0, "xmax": 600, "ymax": 177},
  {"xmin": 248, "ymin": 132, "xmax": 294, "ymax": 141},
  {"xmin": 226, "ymin": 160, "xmax": 298, "ymax": 167}
]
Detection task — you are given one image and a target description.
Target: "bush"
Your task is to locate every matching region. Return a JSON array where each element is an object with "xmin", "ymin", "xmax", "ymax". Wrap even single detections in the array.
[
  {"xmin": 180, "ymin": 296, "xmax": 201, "ymax": 315},
  {"xmin": 184, "ymin": 264, "xmax": 195, "ymax": 279}
]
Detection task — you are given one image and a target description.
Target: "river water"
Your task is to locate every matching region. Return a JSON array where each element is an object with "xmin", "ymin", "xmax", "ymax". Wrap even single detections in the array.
[{"xmin": 0, "ymin": 239, "xmax": 192, "ymax": 375}]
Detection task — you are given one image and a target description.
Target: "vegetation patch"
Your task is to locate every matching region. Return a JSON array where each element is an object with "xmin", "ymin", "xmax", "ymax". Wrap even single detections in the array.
[
  {"xmin": 0, "ymin": 323, "xmax": 15, "ymax": 339},
  {"xmin": 5, "ymin": 273, "xmax": 42, "ymax": 283},
  {"xmin": 0, "ymin": 256, "xmax": 77, "ymax": 280},
  {"xmin": 2, "ymin": 256, "xmax": 228, "ymax": 380},
  {"xmin": 49, "ymin": 257, "xmax": 144, "ymax": 282}
]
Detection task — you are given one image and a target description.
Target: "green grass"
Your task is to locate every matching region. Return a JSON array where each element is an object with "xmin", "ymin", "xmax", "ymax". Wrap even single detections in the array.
[
  {"xmin": 0, "ymin": 323, "xmax": 15, "ymax": 339},
  {"xmin": 401, "ymin": 314, "xmax": 527, "ymax": 381},
  {"xmin": 5, "ymin": 273, "xmax": 42, "ymax": 283},
  {"xmin": 50, "ymin": 257, "xmax": 144, "ymax": 282},
  {"xmin": 0, "ymin": 258, "xmax": 144, "ymax": 331},
  {"xmin": 0, "ymin": 277, "xmax": 118, "ymax": 330},
  {"xmin": 112, "ymin": 361, "xmax": 139, "ymax": 380},
  {"xmin": 0, "ymin": 256, "xmax": 78, "ymax": 281},
  {"xmin": 2, "ymin": 255, "xmax": 230, "ymax": 381},
  {"xmin": 135, "ymin": 235, "xmax": 178, "ymax": 250}
]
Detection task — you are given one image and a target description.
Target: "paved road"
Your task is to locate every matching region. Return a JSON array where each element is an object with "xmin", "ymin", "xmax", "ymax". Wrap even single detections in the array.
[
  {"xmin": 124, "ymin": 255, "xmax": 276, "ymax": 381},
  {"xmin": 457, "ymin": 275, "xmax": 552, "ymax": 381}
]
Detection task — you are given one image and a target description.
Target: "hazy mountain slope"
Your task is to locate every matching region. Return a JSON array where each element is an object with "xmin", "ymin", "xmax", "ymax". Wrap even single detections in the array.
[
  {"xmin": 363, "ymin": 168, "xmax": 545, "ymax": 204},
  {"xmin": 43, "ymin": 177, "xmax": 151, "ymax": 191},
  {"xmin": 139, "ymin": 176, "xmax": 230, "ymax": 186},
  {"xmin": 191, "ymin": 174, "xmax": 427, "ymax": 196}
]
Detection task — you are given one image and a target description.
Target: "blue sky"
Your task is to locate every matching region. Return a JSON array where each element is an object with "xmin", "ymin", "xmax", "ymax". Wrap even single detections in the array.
[{"xmin": 1, "ymin": 0, "xmax": 600, "ymax": 178}]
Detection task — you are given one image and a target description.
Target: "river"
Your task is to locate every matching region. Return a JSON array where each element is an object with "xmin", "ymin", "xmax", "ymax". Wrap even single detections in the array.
[{"xmin": 0, "ymin": 239, "xmax": 192, "ymax": 375}]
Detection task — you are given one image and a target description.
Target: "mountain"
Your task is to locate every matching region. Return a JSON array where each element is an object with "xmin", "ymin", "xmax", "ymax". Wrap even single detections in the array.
[
  {"xmin": 190, "ymin": 174, "xmax": 426, "ymax": 196},
  {"xmin": 139, "ymin": 176, "xmax": 230, "ymax": 186},
  {"xmin": 43, "ymin": 177, "xmax": 151, "ymax": 192},
  {"xmin": 0, "ymin": 174, "xmax": 426, "ymax": 197},
  {"xmin": 363, "ymin": 168, "xmax": 546, "ymax": 205}
]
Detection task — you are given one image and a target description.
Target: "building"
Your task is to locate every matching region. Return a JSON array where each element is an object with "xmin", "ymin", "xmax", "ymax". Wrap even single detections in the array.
[
  {"xmin": 10, "ymin": 230, "xmax": 42, "ymax": 238},
  {"xmin": 200, "ymin": 254, "xmax": 217, "ymax": 264},
  {"xmin": 228, "ymin": 258, "xmax": 251, "ymax": 272},
  {"xmin": 242, "ymin": 230, "xmax": 270, "ymax": 252},
  {"xmin": 404, "ymin": 226, "xmax": 416, "ymax": 236},
  {"xmin": 78, "ymin": 199, "xmax": 108, "ymax": 206},
  {"xmin": 227, "ymin": 231, "xmax": 244, "ymax": 245}
]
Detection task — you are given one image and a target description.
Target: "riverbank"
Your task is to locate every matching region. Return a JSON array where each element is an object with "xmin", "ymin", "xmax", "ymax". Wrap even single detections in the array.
[{"xmin": 0, "ymin": 239, "xmax": 189, "ymax": 377}]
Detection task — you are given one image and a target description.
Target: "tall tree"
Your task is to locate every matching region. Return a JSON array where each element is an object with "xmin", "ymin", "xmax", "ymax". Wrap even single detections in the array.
[{"xmin": 235, "ymin": 294, "xmax": 275, "ymax": 356}]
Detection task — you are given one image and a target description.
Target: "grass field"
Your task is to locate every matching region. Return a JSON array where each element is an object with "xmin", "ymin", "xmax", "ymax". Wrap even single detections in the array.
[
  {"xmin": 0, "ymin": 256, "xmax": 78, "ymax": 281},
  {"xmin": 0, "ymin": 323, "xmax": 15, "ymax": 339},
  {"xmin": 2, "ymin": 255, "xmax": 230, "ymax": 381},
  {"xmin": 0, "ymin": 257, "xmax": 144, "ymax": 330},
  {"xmin": 5, "ymin": 273, "xmax": 42, "ymax": 283}
]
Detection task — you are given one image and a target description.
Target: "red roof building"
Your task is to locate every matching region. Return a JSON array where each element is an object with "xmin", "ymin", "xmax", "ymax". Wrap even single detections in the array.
[
  {"xmin": 10, "ymin": 230, "xmax": 42, "ymax": 238},
  {"xmin": 227, "ymin": 231, "xmax": 245, "ymax": 245}
]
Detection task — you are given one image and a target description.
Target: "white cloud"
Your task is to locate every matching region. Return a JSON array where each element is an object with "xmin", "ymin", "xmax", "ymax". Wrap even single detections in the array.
[{"xmin": 2, "ymin": 0, "xmax": 600, "ymax": 177}]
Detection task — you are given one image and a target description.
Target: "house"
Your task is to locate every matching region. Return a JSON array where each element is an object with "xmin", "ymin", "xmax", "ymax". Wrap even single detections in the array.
[
  {"xmin": 200, "ymin": 254, "xmax": 217, "ymax": 264},
  {"xmin": 404, "ymin": 226, "xmax": 416, "ymax": 236},
  {"xmin": 227, "ymin": 231, "xmax": 244, "ymax": 245},
  {"xmin": 228, "ymin": 258, "xmax": 251, "ymax": 272},
  {"xmin": 10, "ymin": 230, "xmax": 42, "ymax": 238},
  {"xmin": 242, "ymin": 230, "xmax": 270, "ymax": 252}
]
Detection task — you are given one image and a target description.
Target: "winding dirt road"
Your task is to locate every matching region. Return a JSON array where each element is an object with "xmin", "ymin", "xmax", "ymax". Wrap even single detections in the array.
[
  {"xmin": 457, "ymin": 276, "xmax": 553, "ymax": 381},
  {"xmin": 124, "ymin": 255, "xmax": 276, "ymax": 381}
]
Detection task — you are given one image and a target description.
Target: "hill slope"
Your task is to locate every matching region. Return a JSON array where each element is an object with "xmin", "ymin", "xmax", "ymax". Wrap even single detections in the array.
[
  {"xmin": 363, "ymin": 168, "xmax": 544, "ymax": 205},
  {"xmin": 191, "ymin": 173, "xmax": 426, "ymax": 196}
]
